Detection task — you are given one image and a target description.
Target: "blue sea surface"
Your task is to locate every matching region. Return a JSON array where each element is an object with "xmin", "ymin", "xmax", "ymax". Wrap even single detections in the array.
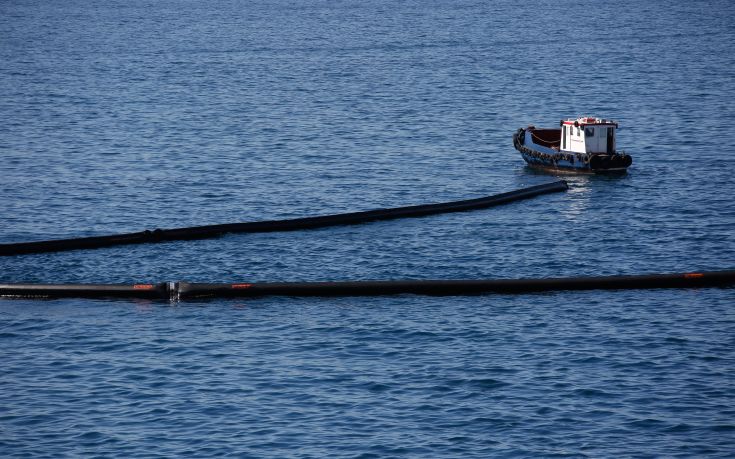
[{"xmin": 1, "ymin": 0, "xmax": 734, "ymax": 457}]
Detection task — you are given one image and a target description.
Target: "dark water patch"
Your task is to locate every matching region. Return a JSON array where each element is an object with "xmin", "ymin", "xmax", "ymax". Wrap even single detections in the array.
[
  {"xmin": 462, "ymin": 377, "xmax": 511, "ymax": 390},
  {"xmin": 710, "ymin": 424, "xmax": 735, "ymax": 432},
  {"xmin": 572, "ymin": 388, "xmax": 617, "ymax": 399}
]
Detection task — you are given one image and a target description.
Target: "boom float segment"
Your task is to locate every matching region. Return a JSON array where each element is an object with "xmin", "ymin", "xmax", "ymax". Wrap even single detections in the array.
[
  {"xmin": 1, "ymin": 270, "xmax": 733, "ymax": 300},
  {"xmin": 0, "ymin": 181, "xmax": 568, "ymax": 256},
  {"xmin": 176, "ymin": 270, "xmax": 735, "ymax": 298},
  {"xmin": 0, "ymin": 283, "xmax": 168, "ymax": 299}
]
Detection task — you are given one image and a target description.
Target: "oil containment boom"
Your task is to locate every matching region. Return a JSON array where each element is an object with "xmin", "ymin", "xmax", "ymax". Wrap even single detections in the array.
[
  {"xmin": 1, "ymin": 270, "xmax": 733, "ymax": 301},
  {"xmin": 0, "ymin": 282, "xmax": 169, "ymax": 300},
  {"xmin": 0, "ymin": 181, "xmax": 568, "ymax": 256}
]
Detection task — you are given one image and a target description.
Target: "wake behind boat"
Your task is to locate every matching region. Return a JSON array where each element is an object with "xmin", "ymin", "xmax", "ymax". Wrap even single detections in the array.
[{"xmin": 513, "ymin": 116, "xmax": 632, "ymax": 173}]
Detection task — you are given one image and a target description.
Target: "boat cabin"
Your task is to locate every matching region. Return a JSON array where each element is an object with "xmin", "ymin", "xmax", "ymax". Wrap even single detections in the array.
[{"xmin": 561, "ymin": 117, "xmax": 618, "ymax": 154}]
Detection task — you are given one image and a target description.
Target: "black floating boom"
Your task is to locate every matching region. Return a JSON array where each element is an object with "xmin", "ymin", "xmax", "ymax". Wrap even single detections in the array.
[
  {"xmin": 0, "ymin": 181, "xmax": 568, "ymax": 256},
  {"xmin": 1, "ymin": 270, "xmax": 733, "ymax": 301},
  {"xmin": 0, "ymin": 282, "xmax": 170, "ymax": 300}
]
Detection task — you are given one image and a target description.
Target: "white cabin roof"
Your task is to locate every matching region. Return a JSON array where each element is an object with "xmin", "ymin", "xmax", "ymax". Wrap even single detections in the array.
[{"xmin": 562, "ymin": 116, "xmax": 618, "ymax": 127}]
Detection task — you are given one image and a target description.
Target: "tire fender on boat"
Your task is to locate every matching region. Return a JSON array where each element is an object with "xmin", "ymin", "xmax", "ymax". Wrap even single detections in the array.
[
  {"xmin": 514, "ymin": 128, "xmax": 525, "ymax": 147},
  {"xmin": 589, "ymin": 155, "xmax": 602, "ymax": 169}
]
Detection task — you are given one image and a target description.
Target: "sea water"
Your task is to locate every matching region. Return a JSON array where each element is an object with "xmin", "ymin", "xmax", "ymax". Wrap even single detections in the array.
[{"xmin": 1, "ymin": 0, "xmax": 734, "ymax": 457}]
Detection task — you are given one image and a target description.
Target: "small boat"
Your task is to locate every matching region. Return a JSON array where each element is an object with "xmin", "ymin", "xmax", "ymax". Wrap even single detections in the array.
[{"xmin": 513, "ymin": 116, "xmax": 632, "ymax": 173}]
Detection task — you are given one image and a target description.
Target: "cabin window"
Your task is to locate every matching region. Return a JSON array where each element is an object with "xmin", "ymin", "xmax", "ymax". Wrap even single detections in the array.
[
  {"xmin": 585, "ymin": 127, "xmax": 594, "ymax": 137},
  {"xmin": 562, "ymin": 126, "xmax": 566, "ymax": 149}
]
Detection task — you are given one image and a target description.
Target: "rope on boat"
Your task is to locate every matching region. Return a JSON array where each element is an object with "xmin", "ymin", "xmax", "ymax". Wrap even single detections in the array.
[
  {"xmin": 530, "ymin": 130, "xmax": 558, "ymax": 147},
  {"xmin": 1, "ymin": 270, "xmax": 733, "ymax": 300},
  {"xmin": 0, "ymin": 181, "xmax": 569, "ymax": 256}
]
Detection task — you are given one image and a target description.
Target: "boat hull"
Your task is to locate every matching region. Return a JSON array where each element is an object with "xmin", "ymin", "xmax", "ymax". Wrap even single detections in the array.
[{"xmin": 513, "ymin": 127, "xmax": 631, "ymax": 173}]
